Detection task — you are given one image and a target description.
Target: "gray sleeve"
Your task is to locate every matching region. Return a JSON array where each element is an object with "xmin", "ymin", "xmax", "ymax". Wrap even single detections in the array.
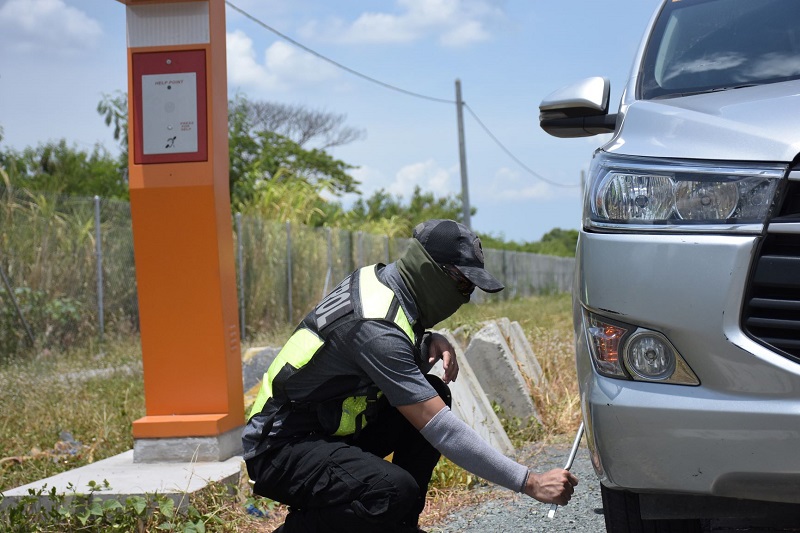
[{"xmin": 420, "ymin": 407, "xmax": 529, "ymax": 493}]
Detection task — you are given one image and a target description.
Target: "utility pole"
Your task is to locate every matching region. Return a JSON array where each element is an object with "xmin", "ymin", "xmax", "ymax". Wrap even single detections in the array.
[{"xmin": 455, "ymin": 79, "xmax": 472, "ymax": 229}]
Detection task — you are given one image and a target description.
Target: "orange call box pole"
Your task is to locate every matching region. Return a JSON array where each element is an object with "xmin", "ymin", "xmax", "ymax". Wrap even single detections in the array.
[{"xmin": 117, "ymin": 0, "xmax": 244, "ymax": 461}]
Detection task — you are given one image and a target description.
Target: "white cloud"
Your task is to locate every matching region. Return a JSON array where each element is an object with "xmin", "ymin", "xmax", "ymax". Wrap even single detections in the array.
[
  {"xmin": 348, "ymin": 165, "xmax": 388, "ymax": 196},
  {"xmin": 345, "ymin": 160, "xmax": 456, "ymax": 201},
  {"xmin": 484, "ymin": 167, "xmax": 553, "ymax": 202},
  {"xmin": 0, "ymin": 0, "xmax": 102, "ymax": 54},
  {"xmin": 388, "ymin": 159, "xmax": 454, "ymax": 197},
  {"xmin": 441, "ymin": 20, "xmax": 489, "ymax": 47},
  {"xmin": 301, "ymin": 0, "xmax": 502, "ymax": 47},
  {"xmin": 227, "ymin": 30, "xmax": 340, "ymax": 91}
]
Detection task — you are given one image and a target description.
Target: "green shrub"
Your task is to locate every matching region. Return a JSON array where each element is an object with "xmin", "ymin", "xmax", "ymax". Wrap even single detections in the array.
[
  {"xmin": 0, "ymin": 287, "xmax": 89, "ymax": 361},
  {"xmin": 0, "ymin": 479, "xmax": 246, "ymax": 532}
]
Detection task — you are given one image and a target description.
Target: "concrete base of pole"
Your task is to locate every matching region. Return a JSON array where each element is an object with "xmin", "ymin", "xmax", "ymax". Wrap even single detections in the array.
[
  {"xmin": 0, "ymin": 450, "xmax": 243, "ymax": 511},
  {"xmin": 133, "ymin": 426, "xmax": 243, "ymax": 463}
]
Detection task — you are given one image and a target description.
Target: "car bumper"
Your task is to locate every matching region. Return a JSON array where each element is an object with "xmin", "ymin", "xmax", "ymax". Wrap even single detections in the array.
[{"xmin": 575, "ymin": 231, "xmax": 800, "ymax": 504}]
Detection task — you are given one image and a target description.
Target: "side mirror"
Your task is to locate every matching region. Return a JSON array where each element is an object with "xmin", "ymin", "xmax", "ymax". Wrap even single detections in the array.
[{"xmin": 539, "ymin": 77, "xmax": 617, "ymax": 138}]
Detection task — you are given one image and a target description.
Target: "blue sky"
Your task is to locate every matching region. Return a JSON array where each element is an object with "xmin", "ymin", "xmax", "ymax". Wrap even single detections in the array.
[{"xmin": 0, "ymin": 0, "xmax": 661, "ymax": 242}]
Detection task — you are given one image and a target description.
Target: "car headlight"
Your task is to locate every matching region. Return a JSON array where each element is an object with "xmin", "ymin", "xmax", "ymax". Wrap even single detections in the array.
[{"xmin": 587, "ymin": 153, "xmax": 784, "ymax": 232}]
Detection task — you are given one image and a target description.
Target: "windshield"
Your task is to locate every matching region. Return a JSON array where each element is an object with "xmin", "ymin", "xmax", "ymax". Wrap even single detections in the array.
[{"xmin": 639, "ymin": 0, "xmax": 800, "ymax": 99}]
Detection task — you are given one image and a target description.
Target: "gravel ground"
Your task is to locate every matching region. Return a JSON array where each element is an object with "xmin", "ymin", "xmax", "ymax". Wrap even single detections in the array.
[
  {"xmin": 429, "ymin": 444, "xmax": 800, "ymax": 533},
  {"xmin": 431, "ymin": 442, "xmax": 604, "ymax": 533}
]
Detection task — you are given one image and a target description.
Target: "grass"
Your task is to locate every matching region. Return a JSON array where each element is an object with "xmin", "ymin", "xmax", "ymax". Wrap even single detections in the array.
[
  {"xmin": 0, "ymin": 293, "xmax": 578, "ymax": 531},
  {"xmin": 439, "ymin": 293, "xmax": 581, "ymax": 441},
  {"xmin": 0, "ymin": 337, "xmax": 144, "ymax": 492}
]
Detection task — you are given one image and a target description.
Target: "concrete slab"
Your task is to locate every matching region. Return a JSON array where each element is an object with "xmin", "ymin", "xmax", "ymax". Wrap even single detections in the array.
[
  {"xmin": 463, "ymin": 321, "xmax": 541, "ymax": 424},
  {"xmin": 242, "ymin": 346, "xmax": 280, "ymax": 409},
  {"xmin": 429, "ymin": 330, "xmax": 515, "ymax": 456},
  {"xmin": 506, "ymin": 321, "xmax": 545, "ymax": 388},
  {"xmin": 242, "ymin": 346, "xmax": 280, "ymax": 392},
  {"xmin": 133, "ymin": 426, "xmax": 243, "ymax": 463},
  {"xmin": 0, "ymin": 450, "xmax": 243, "ymax": 510}
]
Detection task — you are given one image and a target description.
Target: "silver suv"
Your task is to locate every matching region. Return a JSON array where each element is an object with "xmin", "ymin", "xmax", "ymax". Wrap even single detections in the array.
[{"xmin": 539, "ymin": 0, "xmax": 800, "ymax": 531}]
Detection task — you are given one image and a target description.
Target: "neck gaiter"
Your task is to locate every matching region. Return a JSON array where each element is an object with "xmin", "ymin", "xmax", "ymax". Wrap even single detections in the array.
[{"xmin": 396, "ymin": 240, "xmax": 469, "ymax": 329}]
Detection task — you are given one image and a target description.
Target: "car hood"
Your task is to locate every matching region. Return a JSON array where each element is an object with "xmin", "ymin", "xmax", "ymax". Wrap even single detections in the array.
[{"xmin": 606, "ymin": 80, "xmax": 800, "ymax": 163}]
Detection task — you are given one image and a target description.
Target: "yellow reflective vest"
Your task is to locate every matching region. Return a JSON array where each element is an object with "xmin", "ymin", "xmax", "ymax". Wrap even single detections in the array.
[{"xmin": 248, "ymin": 265, "xmax": 417, "ymax": 437}]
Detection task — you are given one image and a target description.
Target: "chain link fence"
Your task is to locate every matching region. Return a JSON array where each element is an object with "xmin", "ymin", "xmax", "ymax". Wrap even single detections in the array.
[{"xmin": 1, "ymin": 189, "xmax": 574, "ymax": 359}]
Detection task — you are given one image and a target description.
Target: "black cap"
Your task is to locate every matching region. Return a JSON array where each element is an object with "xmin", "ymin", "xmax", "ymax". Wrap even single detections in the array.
[{"xmin": 413, "ymin": 219, "xmax": 504, "ymax": 293}]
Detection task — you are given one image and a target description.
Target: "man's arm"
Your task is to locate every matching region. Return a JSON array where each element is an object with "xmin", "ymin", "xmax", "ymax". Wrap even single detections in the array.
[{"xmin": 398, "ymin": 398, "xmax": 578, "ymax": 505}]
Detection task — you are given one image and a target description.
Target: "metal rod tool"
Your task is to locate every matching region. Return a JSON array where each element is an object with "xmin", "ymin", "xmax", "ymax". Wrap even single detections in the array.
[{"xmin": 547, "ymin": 421, "xmax": 584, "ymax": 519}]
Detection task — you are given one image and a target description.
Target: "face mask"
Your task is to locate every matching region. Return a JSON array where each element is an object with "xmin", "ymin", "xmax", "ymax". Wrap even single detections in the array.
[{"xmin": 396, "ymin": 240, "xmax": 470, "ymax": 328}]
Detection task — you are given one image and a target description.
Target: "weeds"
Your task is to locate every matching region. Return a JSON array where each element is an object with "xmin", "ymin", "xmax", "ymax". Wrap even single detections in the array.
[
  {"xmin": 1, "ymin": 294, "xmax": 577, "ymax": 531},
  {"xmin": 0, "ymin": 479, "xmax": 252, "ymax": 532}
]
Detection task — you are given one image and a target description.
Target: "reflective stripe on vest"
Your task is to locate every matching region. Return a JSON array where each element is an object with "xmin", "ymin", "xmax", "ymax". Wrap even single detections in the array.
[
  {"xmin": 248, "ymin": 328, "xmax": 324, "ymax": 420},
  {"xmin": 247, "ymin": 265, "xmax": 415, "ymax": 430}
]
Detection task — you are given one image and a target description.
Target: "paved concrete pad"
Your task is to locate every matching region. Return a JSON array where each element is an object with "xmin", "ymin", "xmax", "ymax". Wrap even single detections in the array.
[{"xmin": 1, "ymin": 450, "xmax": 243, "ymax": 509}]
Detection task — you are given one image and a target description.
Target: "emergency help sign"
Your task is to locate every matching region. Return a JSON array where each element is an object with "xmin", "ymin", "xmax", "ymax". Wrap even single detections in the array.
[
  {"xmin": 131, "ymin": 49, "xmax": 208, "ymax": 165},
  {"xmin": 141, "ymin": 72, "xmax": 198, "ymax": 156}
]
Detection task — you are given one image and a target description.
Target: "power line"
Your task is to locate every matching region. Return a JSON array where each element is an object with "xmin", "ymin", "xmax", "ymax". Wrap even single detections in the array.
[
  {"xmin": 225, "ymin": 1, "xmax": 454, "ymax": 104},
  {"xmin": 224, "ymin": 1, "xmax": 578, "ymax": 188},
  {"xmin": 464, "ymin": 103, "xmax": 579, "ymax": 188}
]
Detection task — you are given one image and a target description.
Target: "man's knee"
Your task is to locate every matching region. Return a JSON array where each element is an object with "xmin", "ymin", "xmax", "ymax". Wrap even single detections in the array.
[{"xmin": 354, "ymin": 466, "xmax": 419, "ymax": 522}]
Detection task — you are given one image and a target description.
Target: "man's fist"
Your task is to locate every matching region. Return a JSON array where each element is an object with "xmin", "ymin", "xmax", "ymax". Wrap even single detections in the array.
[{"xmin": 524, "ymin": 468, "xmax": 578, "ymax": 505}]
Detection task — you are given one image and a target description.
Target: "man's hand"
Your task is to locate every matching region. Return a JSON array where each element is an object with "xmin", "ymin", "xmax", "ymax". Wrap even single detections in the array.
[
  {"xmin": 524, "ymin": 469, "xmax": 578, "ymax": 505},
  {"xmin": 427, "ymin": 332, "xmax": 459, "ymax": 383}
]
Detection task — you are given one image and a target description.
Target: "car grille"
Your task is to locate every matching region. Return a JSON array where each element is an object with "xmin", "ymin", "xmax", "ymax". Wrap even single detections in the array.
[{"xmin": 743, "ymin": 172, "xmax": 800, "ymax": 361}]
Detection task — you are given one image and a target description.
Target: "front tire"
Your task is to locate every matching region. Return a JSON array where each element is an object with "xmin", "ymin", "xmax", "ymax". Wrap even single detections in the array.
[{"xmin": 601, "ymin": 485, "xmax": 702, "ymax": 533}]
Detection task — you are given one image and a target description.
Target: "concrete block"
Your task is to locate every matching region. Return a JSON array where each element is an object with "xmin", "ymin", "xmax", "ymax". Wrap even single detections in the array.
[
  {"xmin": 450, "ymin": 325, "xmax": 470, "ymax": 353},
  {"xmin": 133, "ymin": 426, "xmax": 243, "ymax": 463},
  {"xmin": 242, "ymin": 346, "xmax": 280, "ymax": 392},
  {"xmin": 242, "ymin": 346, "xmax": 280, "ymax": 408},
  {"xmin": 506, "ymin": 321, "xmax": 545, "ymax": 388},
  {"xmin": 463, "ymin": 322, "xmax": 541, "ymax": 424},
  {"xmin": 429, "ymin": 330, "xmax": 515, "ymax": 456},
  {"xmin": 494, "ymin": 317, "xmax": 512, "ymax": 339}
]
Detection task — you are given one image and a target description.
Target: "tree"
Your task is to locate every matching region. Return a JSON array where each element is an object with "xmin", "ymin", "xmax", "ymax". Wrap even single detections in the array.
[
  {"xmin": 480, "ymin": 227, "xmax": 578, "ymax": 257},
  {"xmin": 239, "ymin": 169, "xmax": 333, "ymax": 227},
  {"xmin": 336, "ymin": 186, "xmax": 474, "ymax": 237},
  {"xmin": 96, "ymin": 93, "xmax": 362, "ymax": 208},
  {"xmin": 0, "ymin": 140, "xmax": 127, "ymax": 199},
  {"xmin": 227, "ymin": 104, "xmax": 358, "ymax": 208},
  {"xmin": 97, "ymin": 91, "xmax": 129, "ymax": 156},
  {"xmin": 229, "ymin": 95, "xmax": 365, "ymax": 149},
  {"xmin": 535, "ymin": 228, "xmax": 578, "ymax": 256}
]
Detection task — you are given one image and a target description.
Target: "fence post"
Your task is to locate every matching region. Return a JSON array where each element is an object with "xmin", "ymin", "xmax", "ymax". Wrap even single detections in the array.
[
  {"xmin": 235, "ymin": 213, "xmax": 245, "ymax": 341},
  {"xmin": 286, "ymin": 220, "xmax": 293, "ymax": 324},
  {"xmin": 0, "ymin": 256, "xmax": 35, "ymax": 346},
  {"xmin": 94, "ymin": 196, "xmax": 104, "ymax": 341},
  {"xmin": 384, "ymin": 235, "xmax": 390, "ymax": 264},
  {"xmin": 323, "ymin": 227, "xmax": 333, "ymax": 297},
  {"xmin": 502, "ymin": 250, "xmax": 509, "ymax": 300},
  {"xmin": 357, "ymin": 231, "xmax": 364, "ymax": 267},
  {"xmin": 511, "ymin": 251, "xmax": 518, "ymax": 299}
]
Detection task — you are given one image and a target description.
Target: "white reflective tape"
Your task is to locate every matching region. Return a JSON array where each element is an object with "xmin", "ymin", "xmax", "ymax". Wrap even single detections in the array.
[{"xmin": 127, "ymin": 2, "xmax": 209, "ymax": 48}]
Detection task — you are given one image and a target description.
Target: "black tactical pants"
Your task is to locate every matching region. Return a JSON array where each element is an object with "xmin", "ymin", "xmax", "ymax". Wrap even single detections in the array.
[{"xmin": 247, "ymin": 375, "xmax": 452, "ymax": 533}]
